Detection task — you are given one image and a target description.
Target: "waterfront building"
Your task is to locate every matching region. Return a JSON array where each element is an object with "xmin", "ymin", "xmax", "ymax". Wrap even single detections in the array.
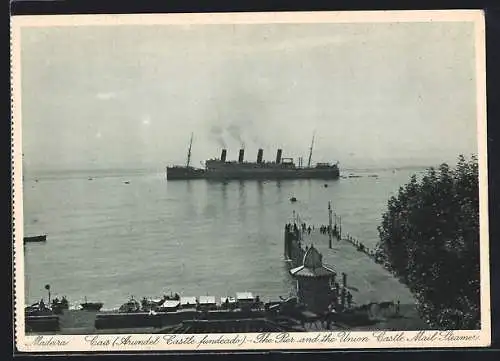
[{"xmin": 290, "ymin": 245, "xmax": 336, "ymax": 315}]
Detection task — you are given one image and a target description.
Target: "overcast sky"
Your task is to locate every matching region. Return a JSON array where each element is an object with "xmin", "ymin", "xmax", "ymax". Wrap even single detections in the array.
[{"xmin": 21, "ymin": 21, "xmax": 478, "ymax": 171}]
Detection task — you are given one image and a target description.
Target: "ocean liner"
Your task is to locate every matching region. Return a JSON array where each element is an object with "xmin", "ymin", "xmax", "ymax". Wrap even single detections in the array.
[{"xmin": 166, "ymin": 134, "xmax": 340, "ymax": 181}]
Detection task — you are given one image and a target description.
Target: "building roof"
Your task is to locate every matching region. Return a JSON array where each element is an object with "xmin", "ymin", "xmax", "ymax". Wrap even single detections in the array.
[
  {"xmin": 236, "ymin": 292, "xmax": 254, "ymax": 301},
  {"xmin": 290, "ymin": 245, "xmax": 336, "ymax": 278},
  {"xmin": 199, "ymin": 296, "xmax": 216, "ymax": 305},
  {"xmin": 161, "ymin": 300, "xmax": 180, "ymax": 308},
  {"xmin": 180, "ymin": 297, "xmax": 197, "ymax": 306}
]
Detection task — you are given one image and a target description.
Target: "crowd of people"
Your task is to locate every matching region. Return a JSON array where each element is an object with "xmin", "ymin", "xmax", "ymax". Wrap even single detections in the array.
[
  {"xmin": 330, "ymin": 279, "xmax": 354, "ymax": 311},
  {"xmin": 287, "ymin": 218, "xmax": 381, "ymax": 263},
  {"xmin": 319, "ymin": 224, "xmax": 340, "ymax": 239}
]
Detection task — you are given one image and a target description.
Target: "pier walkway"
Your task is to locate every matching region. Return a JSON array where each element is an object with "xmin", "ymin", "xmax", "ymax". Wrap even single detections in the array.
[
  {"xmin": 284, "ymin": 221, "xmax": 427, "ymax": 330},
  {"xmin": 299, "ymin": 229, "xmax": 414, "ymax": 307}
]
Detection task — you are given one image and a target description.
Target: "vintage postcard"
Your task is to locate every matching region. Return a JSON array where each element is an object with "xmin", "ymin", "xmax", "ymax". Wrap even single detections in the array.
[{"xmin": 11, "ymin": 10, "xmax": 489, "ymax": 352}]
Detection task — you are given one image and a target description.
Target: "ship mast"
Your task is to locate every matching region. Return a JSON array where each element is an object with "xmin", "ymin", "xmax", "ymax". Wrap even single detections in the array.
[
  {"xmin": 186, "ymin": 132, "xmax": 193, "ymax": 168},
  {"xmin": 307, "ymin": 131, "xmax": 315, "ymax": 168}
]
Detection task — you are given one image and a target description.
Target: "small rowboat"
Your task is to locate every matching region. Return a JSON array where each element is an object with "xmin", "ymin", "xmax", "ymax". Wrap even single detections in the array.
[
  {"xmin": 81, "ymin": 297, "xmax": 103, "ymax": 311},
  {"xmin": 81, "ymin": 302, "xmax": 103, "ymax": 311},
  {"xmin": 23, "ymin": 235, "xmax": 47, "ymax": 244}
]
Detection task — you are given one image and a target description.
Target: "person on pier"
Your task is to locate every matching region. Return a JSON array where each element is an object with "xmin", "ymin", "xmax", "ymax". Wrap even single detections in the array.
[
  {"xmin": 324, "ymin": 302, "xmax": 336, "ymax": 330},
  {"xmin": 346, "ymin": 291, "xmax": 353, "ymax": 309},
  {"xmin": 331, "ymin": 287, "xmax": 339, "ymax": 308},
  {"xmin": 340, "ymin": 288, "xmax": 346, "ymax": 310}
]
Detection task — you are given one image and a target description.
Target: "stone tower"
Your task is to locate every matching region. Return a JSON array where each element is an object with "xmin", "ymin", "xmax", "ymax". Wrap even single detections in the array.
[{"xmin": 290, "ymin": 245, "xmax": 336, "ymax": 314}]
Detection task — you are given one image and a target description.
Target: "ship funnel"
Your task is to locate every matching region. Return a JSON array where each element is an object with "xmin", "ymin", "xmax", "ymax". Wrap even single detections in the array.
[
  {"xmin": 276, "ymin": 149, "xmax": 283, "ymax": 164},
  {"xmin": 257, "ymin": 149, "xmax": 264, "ymax": 164},
  {"xmin": 238, "ymin": 149, "xmax": 245, "ymax": 163},
  {"xmin": 221, "ymin": 149, "xmax": 227, "ymax": 162}
]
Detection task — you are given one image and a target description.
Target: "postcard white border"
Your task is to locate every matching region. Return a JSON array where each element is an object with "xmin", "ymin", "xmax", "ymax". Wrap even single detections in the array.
[{"xmin": 11, "ymin": 10, "xmax": 490, "ymax": 352}]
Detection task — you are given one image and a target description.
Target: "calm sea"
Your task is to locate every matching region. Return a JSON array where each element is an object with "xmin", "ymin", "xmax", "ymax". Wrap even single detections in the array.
[{"xmin": 22, "ymin": 166, "xmax": 428, "ymax": 309}]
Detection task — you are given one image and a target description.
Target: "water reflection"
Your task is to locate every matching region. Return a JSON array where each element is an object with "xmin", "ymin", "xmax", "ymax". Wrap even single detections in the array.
[
  {"xmin": 186, "ymin": 180, "xmax": 193, "ymax": 195},
  {"xmin": 220, "ymin": 181, "xmax": 228, "ymax": 211},
  {"xmin": 24, "ymin": 168, "xmax": 422, "ymax": 307},
  {"xmin": 275, "ymin": 180, "xmax": 282, "ymax": 204},
  {"xmin": 238, "ymin": 181, "xmax": 246, "ymax": 222},
  {"xmin": 257, "ymin": 180, "xmax": 264, "ymax": 209}
]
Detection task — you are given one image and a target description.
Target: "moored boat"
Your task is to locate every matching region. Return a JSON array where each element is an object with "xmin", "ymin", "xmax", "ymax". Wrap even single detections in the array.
[
  {"xmin": 81, "ymin": 297, "xmax": 103, "ymax": 311},
  {"xmin": 23, "ymin": 235, "xmax": 47, "ymax": 244},
  {"xmin": 51, "ymin": 296, "xmax": 69, "ymax": 314},
  {"xmin": 81, "ymin": 302, "xmax": 103, "ymax": 311},
  {"xmin": 119, "ymin": 297, "xmax": 141, "ymax": 313},
  {"xmin": 25, "ymin": 300, "xmax": 53, "ymax": 317}
]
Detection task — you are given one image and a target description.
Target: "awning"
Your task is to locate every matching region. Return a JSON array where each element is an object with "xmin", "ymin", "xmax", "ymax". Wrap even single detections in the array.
[
  {"xmin": 199, "ymin": 296, "xmax": 216, "ymax": 305},
  {"xmin": 161, "ymin": 300, "xmax": 180, "ymax": 308},
  {"xmin": 180, "ymin": 297, "xmax": 197, "ymax": 306},
  {"xmin": 236, "ymin": 292, "xmax": 254, "ymax": 301}
]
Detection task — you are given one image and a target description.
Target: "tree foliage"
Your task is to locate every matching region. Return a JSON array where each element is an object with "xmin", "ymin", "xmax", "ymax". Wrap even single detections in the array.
[{"xmin": 376, "ymin": 155, "xmax": 480, "ymax": 329}]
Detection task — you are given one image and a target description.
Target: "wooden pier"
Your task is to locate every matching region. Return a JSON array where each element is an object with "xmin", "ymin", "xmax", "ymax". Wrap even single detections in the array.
[{"xmin": 284, "ymin": 203, "xmax": 424, "ymax": 328}]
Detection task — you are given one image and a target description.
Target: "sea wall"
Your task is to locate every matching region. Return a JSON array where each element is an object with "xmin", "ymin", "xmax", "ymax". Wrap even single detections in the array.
[
  {"xmin": 95, "ymin": 309, "xmax": 268, "ymax": 330},
  {"xmin": 26, "ymin": 315, "xmax": 60, "ymax": 332}
]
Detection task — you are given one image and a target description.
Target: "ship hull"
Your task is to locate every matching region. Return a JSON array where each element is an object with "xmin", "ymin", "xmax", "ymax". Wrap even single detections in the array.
[
  {"xmin": 167, "ymin": 165, "xmax": 340, "ymax": 181},
  {"xmin": 205, "ymin": 168, "xmax": 340, "ymax": 181},
  {"xmin": 166, "ymin": 167, "xmax": 206, "ymax": 180},
  {"xmin": 81, "ymin": 302, "xmax": 103, "ymax": 311}
]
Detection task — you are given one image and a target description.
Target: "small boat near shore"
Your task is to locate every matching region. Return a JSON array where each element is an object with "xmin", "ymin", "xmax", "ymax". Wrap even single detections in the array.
[
  {"xmin": 51, "ymin": 297, "xmax": 70, "ymax": 314},
  {"xmin": 81, "ymin": 302, "xmax": 103, "ymax": 311},
  {"xmin": 25, "ymin": 301, "xmax": 53, "ymax": 317},
  {"xmin": 81, "ymin": 297, "xmax": 103, "ymax": 311},
  {"xmin": 119, "ymin": 297, "xmax": 141, "ymax": 313},
  {"xmin": 23, "ymin": 235, "xmax": 47, "ymax": 244}
]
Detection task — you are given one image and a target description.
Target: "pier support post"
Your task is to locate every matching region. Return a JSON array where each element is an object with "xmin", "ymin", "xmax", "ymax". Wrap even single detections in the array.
[{"xmin": 284, "ymin": 225, "xmax": 289, "ymax": 260}]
